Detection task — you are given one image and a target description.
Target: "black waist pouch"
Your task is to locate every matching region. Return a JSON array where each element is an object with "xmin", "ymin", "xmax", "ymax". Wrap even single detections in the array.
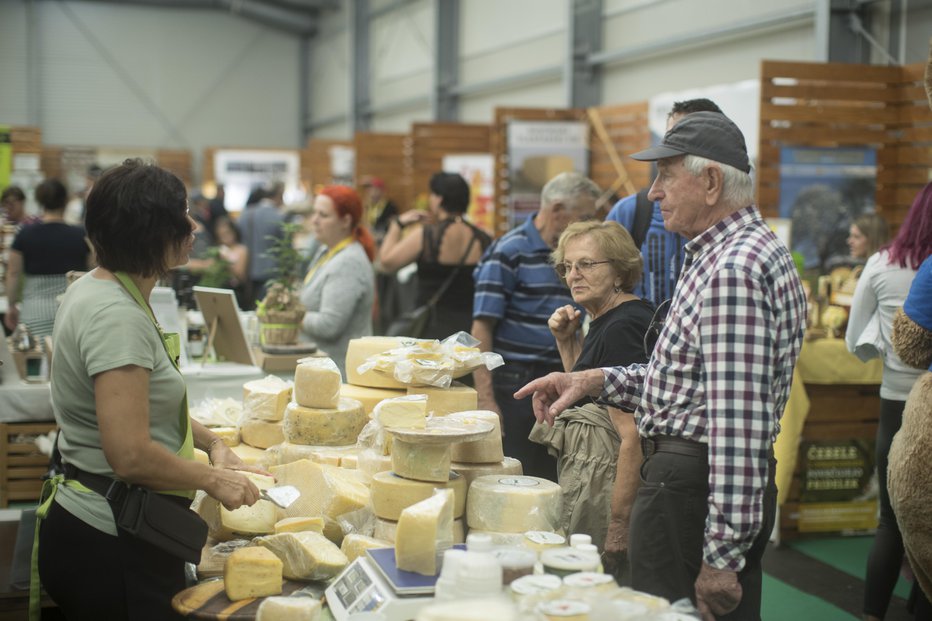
[
  {"xmin": 67, "ymin": 465, "xmax": 208, "ymax": 564},
  {"xmin": 114, "ymin": 486, "xmax": 208, "ymax": 564}
]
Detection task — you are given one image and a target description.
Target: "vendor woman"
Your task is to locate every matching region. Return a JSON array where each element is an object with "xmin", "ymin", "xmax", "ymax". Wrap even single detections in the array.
[{"xmin": 37, "ymin": 159, "xmax": 266, "ymax": 620}]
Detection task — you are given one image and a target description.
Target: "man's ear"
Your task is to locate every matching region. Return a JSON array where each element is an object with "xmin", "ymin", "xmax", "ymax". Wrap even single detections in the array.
[{"xmin": 704, "ymin": 166, "xmax": 724, "ymax": 206}]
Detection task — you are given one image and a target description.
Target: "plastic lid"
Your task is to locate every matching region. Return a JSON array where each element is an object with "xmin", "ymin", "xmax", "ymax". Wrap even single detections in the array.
[
  {"xmin": 455, "ymin": 552, "xmax": 503, "ymax": 596},
  {"xmin": 576, "ymin": 543, "xmax": 599, "ymax": 554},
  {"xmin": 466, "ymin": 532, "xmax": 494, "ymax": 552},
  {"xmin": 569, "ymin": 534, "xmax": 592, "ymax": 548}
]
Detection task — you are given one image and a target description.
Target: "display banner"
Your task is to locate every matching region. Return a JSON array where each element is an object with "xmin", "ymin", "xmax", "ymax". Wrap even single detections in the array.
[
  {"xmin": 0, "ymin": 126, "xmax": 11, "ymax": 190},
  {"xmin": 214, "ymin": 149, "xmax": 302, "ymax": 213},
  {"xmin": 442, "ymin": 153, "xmax": 495, "ymax": 235},
  {"xmin": 797, "ymin": 438, "xmax": 878, "ymax": 533}
]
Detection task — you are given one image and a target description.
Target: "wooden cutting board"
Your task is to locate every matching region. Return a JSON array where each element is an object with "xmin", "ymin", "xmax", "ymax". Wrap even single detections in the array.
[{"xmin": 172, "ymin": 579, "xmax": 323, "ymax": 620}]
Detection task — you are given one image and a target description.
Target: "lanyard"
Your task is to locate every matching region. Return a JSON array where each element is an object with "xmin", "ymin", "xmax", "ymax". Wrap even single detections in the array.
[{"xmin": 304, "ymin": 236, "xmax": 353, "ymax": 285}]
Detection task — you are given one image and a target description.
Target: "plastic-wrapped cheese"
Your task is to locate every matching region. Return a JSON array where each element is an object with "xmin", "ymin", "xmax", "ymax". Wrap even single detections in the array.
[
  {"xmin": 224, "ymin": 547, "xmax": 282, "ymax": 601},
  {"xmin": 395, "ymin": 489, "xmax": 454, "ymax": 576},
  {"xmin": 392, "ymin": 438, "xmax": 452, "ymax": 483},
  {"xmin": 374, "ymin": 395, "xmax": 428, "ymax": 429},
  {"xmin": 345, "ymin": 336, "xmax": 416, "ymax": 388},
  {"xmin": 257, "ymin": 596, "xmax": 322, "ymax": 621},
  {"xmin": 408, "ymin": 382, "xmax": 478, "ymax": 417},
  {"xmin": 294, "ymin": 357, "xmax": 342, "ymax": 409},
  {"xmin": 270, "ymin": 459, "xmax": 369, "ymax": 519},
  {"xmin": 376, "ymin": 517, "xmax": 465, "ymax": 545},
  {"xmin": 230, "ymin": 443, "xmax": 270, "ymax": 467},
  {"xmin": 274, "ymin": 516, "xmax": 325, "ymax": 534},
  {"xmin": 357, "ymin": 449, "xmax": 393, "ymax": 481},
  {"xmin": 466, "ymin": 475, "xmax": 562, "ymax": 533},
  {"xmin": 282, "ymin": 398, "xmax": 366, "ymax": 446},
  {"xmin": 254, "ymin": 531, "xmax": 348, "ymax": 581},
  {"xmin": 371, "ymin": 471, "xmax": 467, "ymax": 520},
  {"xmin": 265, "ymin": 442, "xmax": 359, "ymax": 468},
  {"xmin": 341, "ymin": 383, "xmax": 405, "ymax": 416},
  {"xmin": 340, "ymin": 533, "xmax": 391, "ymax": 562},
  {"xmin": 451, "ymin": 457, "xmax": 523, "ymax": 487},
  {"xmin": 241, "ymin": 419, "xmax": 285, "ymax": 449},
  {"xmin": 243, "ymin": 375, "xmax": 293, "ymax": 422},
  {"xmin": 449, "ymin": 411, "xmax": 504, "ymax": 464}
]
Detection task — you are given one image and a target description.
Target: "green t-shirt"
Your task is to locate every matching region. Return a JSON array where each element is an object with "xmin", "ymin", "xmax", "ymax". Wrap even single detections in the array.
[{"xmin": 50, "ymin": 273, "xmax": 186, "ymax": 535}]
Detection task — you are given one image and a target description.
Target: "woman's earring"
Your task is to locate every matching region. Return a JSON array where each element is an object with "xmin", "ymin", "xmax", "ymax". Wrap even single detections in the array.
[{"xmin": 614, "ymin": 285, "xmax": 622, "ymax": 293}]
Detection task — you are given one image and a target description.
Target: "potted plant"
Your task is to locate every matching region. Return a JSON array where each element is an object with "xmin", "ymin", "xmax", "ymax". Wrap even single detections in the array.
[{"xmin": 256, "ymin": 223, "xmax": 306, "ymax": 346}]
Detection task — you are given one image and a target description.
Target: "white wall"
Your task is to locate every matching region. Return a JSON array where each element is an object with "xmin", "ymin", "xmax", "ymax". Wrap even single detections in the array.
[{"xmin": 0, "ymin": 1, "xmax": 301, "ymax": 182}]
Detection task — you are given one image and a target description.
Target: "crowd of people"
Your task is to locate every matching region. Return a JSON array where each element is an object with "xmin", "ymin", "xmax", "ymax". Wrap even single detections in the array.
[{"xmin": 6, "ymin": 99, "xmax": 932, "ymax": 621}]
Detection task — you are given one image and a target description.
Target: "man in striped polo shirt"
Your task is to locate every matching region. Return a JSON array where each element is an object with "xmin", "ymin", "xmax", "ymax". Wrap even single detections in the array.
[{"xmin": 471, "ymin": 172, "xmax": 601, "ymax": 481}]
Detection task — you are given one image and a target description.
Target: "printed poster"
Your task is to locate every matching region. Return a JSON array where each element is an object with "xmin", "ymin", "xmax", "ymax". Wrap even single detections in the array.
[
  {"xmin": 214, "ymin": 149, "xmax": 302, "ymax": 213},
  {"xmin": 442, "ymin": 153, "xmax": 495, "ymax": 235}
]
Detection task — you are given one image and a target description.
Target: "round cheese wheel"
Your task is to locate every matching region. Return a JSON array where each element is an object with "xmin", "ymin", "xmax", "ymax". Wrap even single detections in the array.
[
  {"xmin": 391, "ymin": 438, "xmax": 452, "ymax": 483},
  {"xmin": 451, "ymin": 457, "xmax": 523, "ymax": 487},
  {"xmin": 345, "ymin": 337, "xmax": 412, "ymax": 388},
  {"xmin": 371, "ymin": 471, "xmax": 467, "ymax": 520},
  {"xmin": 282, "ymin": 398, "xmax": 366, "ymax": 446},
  {"xmin": 466, "ymin": 475, "xmax": 562, "ymax": 533},
  {"xmin": 449, "ymin": 410, "xmax": 504, "ymax": 464}
]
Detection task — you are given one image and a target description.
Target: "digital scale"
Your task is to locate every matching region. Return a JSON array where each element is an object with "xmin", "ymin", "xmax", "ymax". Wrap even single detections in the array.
[{"xmin": 325, "ymin": 546, "xmax": 465, "ymax": 621}]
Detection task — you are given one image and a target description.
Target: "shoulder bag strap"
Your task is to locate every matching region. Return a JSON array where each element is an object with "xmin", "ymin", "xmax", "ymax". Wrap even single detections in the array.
[{"xmin": 425, "ymin": 231, "xmax": 479, "ymax": 307}]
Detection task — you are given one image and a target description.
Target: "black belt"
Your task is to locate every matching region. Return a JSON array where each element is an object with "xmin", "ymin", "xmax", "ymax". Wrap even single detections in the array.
[
  {"xmin": 641, "ymin": 435, "xmax": 708, "ymax": 459},
  {"xmin": 62, "ymin": 463, "xmax": 131, "ymax": 505}
]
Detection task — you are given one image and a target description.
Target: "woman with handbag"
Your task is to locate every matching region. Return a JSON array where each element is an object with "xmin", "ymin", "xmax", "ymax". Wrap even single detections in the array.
[
  {"xmin": 379, "ymin": 172, "xmax": 491, "ymax": 341},
  {"xmin": 845, "ymin": 184, "xmax": 932, "ymax": 621},
  {"xmin": 300, "ymin": 185, "xmax": 376, "ymax": 377},
  {"xmin": 36, "ymin": 159, "xmax": 266, "ymax": 621}
]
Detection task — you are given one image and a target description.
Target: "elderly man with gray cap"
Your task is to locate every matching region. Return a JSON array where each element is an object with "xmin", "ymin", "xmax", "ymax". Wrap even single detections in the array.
[{"xmin": 516, "ymin": 112, "xmax": 806, "ymax": 619}]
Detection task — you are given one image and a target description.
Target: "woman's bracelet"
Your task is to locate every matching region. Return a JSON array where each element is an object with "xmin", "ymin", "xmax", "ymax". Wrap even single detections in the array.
[{"xmin": 205, "ymin": 437, "xmax": 222, "ymax": 465}]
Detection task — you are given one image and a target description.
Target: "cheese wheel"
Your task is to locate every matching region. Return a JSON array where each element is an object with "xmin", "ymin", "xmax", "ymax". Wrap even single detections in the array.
[
  {"xmin": 241, "ymin": 419, "xmax": 285, "ymax": 449},
  {"xmin": 255, "ymin": 531, "xmax": 348, "ymax": 581},
  {"xmin": 451, "ymin": 457, "xmax": 523, "ymax": 487},
  {"xmin": 274, "ymin": 516, "xmax": 325, "ymax": 534},
  {"xmin": 224, "ymin": 547, "xmax": 283, "ymax": 601},
  {"xmin": 449, "ymin": 411, "xmax": 504, "ymax": 464},
  {"xmin": 345, "ymin": 336, "xmax": 413, "ymax": 388},
  {"xmin": 466, "ymin": 475, "xmax": 562, "ymax": 533},
  {"xmin": 340, "ymin": 534, "xmax": 391, "ymax": 562},
  {"xmin": 256, "ymin": 596, "xmax": 322, "ymax": 621},
  {"xmin": 340, "ymin": 383, "xmax": 406, "ymax": 415},
  {"xmin": 408, "ymin": 382, "xmax": 478, "ymax": 417},
  {"xmin": 270, "ymin": 459, "xmax": 369, "ymax": 519},
  {"xmin": 395, "ymin": 490, "xmax": 454, "ymax": 575},
  {"xmin": 374, "ymin": 395, "xmax": 428, "ymax": 429},
  {"xmin": 282, "ymin": 398, "xmax": 366, "ymax": 446},
  {"xmin": 243, "ymin": 375, "xmax": 293, "ymax": 422},
  {"xmin": 392, "ymin": 438, "xmax": 452, "ymax": 483},
  {"xmin": 371, "ymin": 471, "xmax": 467, "ymax": 520},
  {"xmin": 293, "ymin": 357, "xmax": 342, "ymax": 408},
  {"xmin": 375, "ymin": 517, "xmax": 465, "ymax": 544}
]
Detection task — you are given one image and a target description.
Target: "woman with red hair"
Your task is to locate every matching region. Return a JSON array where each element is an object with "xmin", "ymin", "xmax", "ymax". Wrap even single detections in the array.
[{"xmin": 300, "ymin": 185, "xmax": 376, "ymax": 376}]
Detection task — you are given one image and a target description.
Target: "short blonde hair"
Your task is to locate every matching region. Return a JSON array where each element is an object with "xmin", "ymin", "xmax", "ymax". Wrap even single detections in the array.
[{"xmin": 552, "ymin": 221, "xmax": 643, "ymax": 293}]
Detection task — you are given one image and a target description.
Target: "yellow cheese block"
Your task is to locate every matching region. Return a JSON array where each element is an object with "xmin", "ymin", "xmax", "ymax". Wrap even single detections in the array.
[
  {"xmin": 340, "ymin": 453, "xmax": 358, "ymax": 469},
  {"xmin": 340, "ymin": 383, "xmax": 406, "ymax": 416},
  {"xmin": 449, "ymin": 411, "xmax": 504, "ymax": 464},
  {"xmin": 408, "ymin": 382, "xmax": 478, "ymax": 417},
  {"xmin": 243, "ymin": 375, "xmax": 293, "ymax": 422},
  {"xmin": 294, "ymin": 357, "xmax": 342, "ymax": 409},
  {"xmin": 270, "ymin": 459, "xmax": 370, "ymax": 519},
  {"xmin": 465, "ymin": 475, "xmax": 562, "ymax": 533},
  {"xmin": 254, "ymin": 531, "xmax": 348, "ymax": 581},
  {"xmin": 224, "ymin": 547, "xmax": 282, "ymax": 601},
  {"xmin": 395, "ymin": 489, "xmax": 454, "ymax": 576},
  {"xmin": 282, "ymin": 398, "xmax": 366, "ymax": 446},
  {"xmin": 374, "ymin": 395, "xmax": 428, "ymax": 429},
  {"xmin": 392, "ymin": 438, "xmax": 452, "ymax": 483},
  {"xmin": 197, "ymin": 474, "xmax": 278, "ymax": 541},
  {"xmin": 345, "ymin": 336, "xmax": 415, "ymax": 388},
  {"xmin": 230, "ymin": 443, "xmax": 270, "ymax": 467},
  {"xmin": 212, "ymin": 426, "xmax": 241, "ymax": 447},
  {"xmin": 256, "ymin": 596, "xmax": 322, "ymax": 621},
  {"xmin": 370, "ymin": 471, "xmax": 467, "ymax": 521},
  {"xmin": 274, "ymin": 516, "xmax": 325, "ymax": 534},
  {"xmin": 374, "ymin": 517, "xmax": 465, "ymax": 544},
  {"xmin": 451, "ymin": 457, "xmax": 523, "ymax": 487},
  {"xmin": 266, "ymin": 442, "xmax": 360, "ymax": 468},
  {"xmin": 340, "ymin": 533, "xmax": 391, "ymax": 562},
  {"xmin": 241, "ymin": 419, "xmax": 285, "ymax": 449}
]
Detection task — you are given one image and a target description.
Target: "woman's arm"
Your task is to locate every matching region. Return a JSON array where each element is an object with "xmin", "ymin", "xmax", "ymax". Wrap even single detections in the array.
[
  {"xmin": 95, "ymin": 365, "xmax": 261, "ymax": 510},
  {"xmin": 227, "ymin": 244, "xmax": 249, "ymax": 282},
  {"xmin": 548, "ymin": 304, "xmax": 583, "ymax": 372},
  {"xmin": 4, "ymin": 250, "xmax": 23, "ymax": 331},
  {"xmin": 378, "ymin": 213, "xmax": 425, "ymax": 273}
]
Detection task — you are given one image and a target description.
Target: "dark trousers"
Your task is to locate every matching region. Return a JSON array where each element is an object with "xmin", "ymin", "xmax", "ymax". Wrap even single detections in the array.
[
  {"xmin": 38, "ymin": 501, "xmax": 187, "ymax": 621},
  {"xmin": 629, "ymin": 443, "xmax": 777, "ymax": 620},
  {"xmin": 492, "ymin": 361, "xmax": 561, "ymax": 482}
]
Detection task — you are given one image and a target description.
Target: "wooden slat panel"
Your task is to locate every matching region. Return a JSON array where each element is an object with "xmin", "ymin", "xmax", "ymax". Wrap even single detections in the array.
[
  {"xmin": 760, "ymin": 102, "xmax": 896, "ymax": 125},
  {"xmin": 762, "ymin": 60, "xmax": 899, "ymax": 83},
  {"xmin": 355, "ymin": 132, "xmax": 409, "ymax": 212},
  {"xmin": 306, "ymin": 138, "xmax": 353, "ymax": 189},
  {"xmin": 761, "ymin": 82, "xmax": 896, "ymax": 103},
  {"xmin": 409, "ymin": 122, "xmax": 492, "ymax": 215},
  {"xmin": 760, "ymin": 124, "xmax": 889, "ymax": 144}
]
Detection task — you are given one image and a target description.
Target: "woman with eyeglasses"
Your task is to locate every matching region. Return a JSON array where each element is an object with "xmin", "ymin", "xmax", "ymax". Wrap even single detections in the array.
[{"xmin": 535, "ymin": 220, "xmax": 653, "ymax": 580}]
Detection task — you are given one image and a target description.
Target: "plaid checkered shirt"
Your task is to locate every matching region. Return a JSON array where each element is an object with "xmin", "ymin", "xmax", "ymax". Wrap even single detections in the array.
[{"xmin": 599, "ymin": 206, "xmax": 806, "ymax": 571}]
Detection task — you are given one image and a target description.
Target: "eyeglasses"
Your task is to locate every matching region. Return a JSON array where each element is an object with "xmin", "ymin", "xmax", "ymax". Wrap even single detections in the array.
[
  {"xmin": 554, "ymin": 259, "xmax": 611, "ymax": 278},
  {"xmin": 642, "ymin": 298, "xmax": 672, "ymax": 358}
]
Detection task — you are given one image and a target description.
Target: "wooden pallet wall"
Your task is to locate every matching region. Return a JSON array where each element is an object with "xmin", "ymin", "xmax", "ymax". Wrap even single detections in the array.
[
  {"xmin": 758, "ymin": 59, "xmax": 932, "ymax": 228},
  {"xmin": 408, "ymin": 122, "xmax": 492, "ymax": 212},
  {"xmin": 354, "ymin": 132, "xmax": 409, "ymax": 211},
  {"xmin": 306, "ymin": 138, "xmax": 353, "ymax": 190},
  {"xmin": 588, "ymin": 102, "xmax": 652, "ymax": 209}
]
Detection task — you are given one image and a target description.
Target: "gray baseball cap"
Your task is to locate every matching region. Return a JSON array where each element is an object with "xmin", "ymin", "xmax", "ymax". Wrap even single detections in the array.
[{"xmin": 630, "ymin": 111, "xmax": 751, "ymax": 173}]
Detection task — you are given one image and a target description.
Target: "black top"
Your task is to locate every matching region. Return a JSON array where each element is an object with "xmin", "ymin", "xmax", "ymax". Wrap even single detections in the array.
[
  {"xmin": 415, "ymin": 218, "xmax": 492, "ymax": 339},
  {"xmin": 571, "ymin": 298, "xmax": 654, "ymax": 407},
  {"xmin": 12, "ymin": 222, "xmax": 89, "ymax": 275}
]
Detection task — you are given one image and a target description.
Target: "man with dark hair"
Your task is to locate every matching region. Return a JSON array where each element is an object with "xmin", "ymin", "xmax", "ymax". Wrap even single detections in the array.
[
  {"xmin": 517, "ymin": 112, "xmax": 806, "ymax": 619},
  {"xmin": 606, "ymin": 98, "xmax": 723, "ymax": 308}
]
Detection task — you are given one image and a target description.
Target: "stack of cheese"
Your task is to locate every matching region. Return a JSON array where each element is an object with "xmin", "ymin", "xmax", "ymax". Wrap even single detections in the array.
[
  {"xmin": 446, "ymin": 410, "xmax": 523, "ymax": 485},
  {"xmin": 270, "ymin": 357, "xmax": 367, "ymax": 469},
  {"xmin": 239, "ymin": 375, "xmax": 293, "ymax": 453},
  {"xmin": 369, "ymin": 395, "xmax": 468, "ymax": 545}
]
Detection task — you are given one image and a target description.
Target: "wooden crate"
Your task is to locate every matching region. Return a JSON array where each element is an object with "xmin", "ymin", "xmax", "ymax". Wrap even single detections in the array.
[{"xmin": 0, "ymin": 422, "xmax": 55, "ymax": 508}]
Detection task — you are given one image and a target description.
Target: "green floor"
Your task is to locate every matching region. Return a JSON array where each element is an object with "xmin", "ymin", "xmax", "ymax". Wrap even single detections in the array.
[
  {"xmin": 790, "ymin": 536, "xmax": 912, "ymax": 599},
  {"xmin": 762, "ymin": 573, "xmax": 857, "ymax": 621}
]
